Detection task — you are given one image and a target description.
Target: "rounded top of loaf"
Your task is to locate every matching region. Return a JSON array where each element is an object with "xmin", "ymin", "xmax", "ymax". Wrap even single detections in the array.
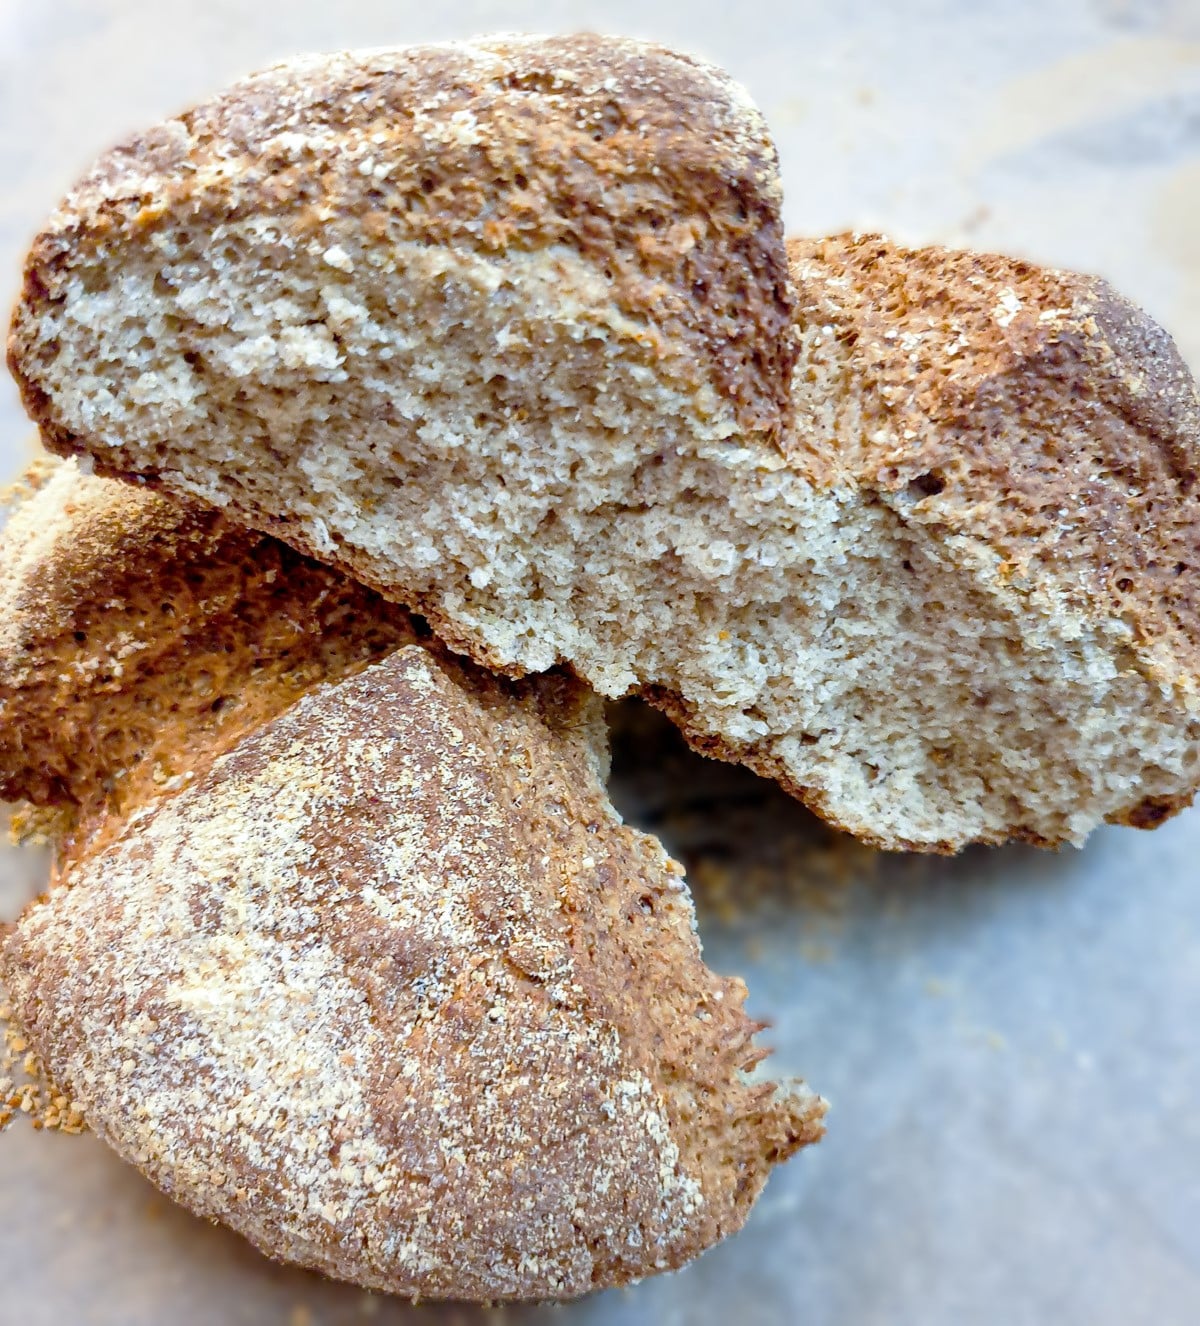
[
  {"xmin": 1, "ymin": 647, "xmax": 823, "ymax": 1300},
  {"xmin": 13, "ymin": 33, "xmax": 796, "ymax": 441}
]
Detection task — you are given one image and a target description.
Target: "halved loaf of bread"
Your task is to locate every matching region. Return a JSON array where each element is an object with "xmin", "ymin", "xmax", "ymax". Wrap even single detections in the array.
[
  {"xmin": 0, "ymin": 461, "xmax": 823, "ymax": 1298},
  {"xmin": 9, "ymin": 36, "xmax": 1200, "ymax": 850},
  {"xmin": 2, "ymin": 646, "xmax": 824, "ymax": 1299}
]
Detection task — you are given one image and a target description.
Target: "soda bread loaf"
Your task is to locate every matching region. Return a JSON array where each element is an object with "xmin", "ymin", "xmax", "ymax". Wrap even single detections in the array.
[
  {"xmin": 2, "ymin": 647, "xmax": 824, "ymax": 1300},
  {"xmin": 8, "ymin": 35, "xmax": 1200, "ymax": 853},
  {"xmin": 0, "ymin": 464, "xmax": 824, "ymax": 1299}
]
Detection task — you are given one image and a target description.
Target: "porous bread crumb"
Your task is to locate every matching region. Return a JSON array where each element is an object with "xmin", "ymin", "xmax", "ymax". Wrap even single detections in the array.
[
  {"xmin": 10, "ymin": 32, "xmax": 1200, "ymax": 852},
  {"xmin": 1, "ymin": 648, "xmax": 823, "ymax": 1301}
]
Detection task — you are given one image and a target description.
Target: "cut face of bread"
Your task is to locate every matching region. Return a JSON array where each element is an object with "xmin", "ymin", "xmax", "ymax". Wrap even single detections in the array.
[
  {"xmin": 9, "ymin": 36, "xmax": 1200, "ymax": 849},
  {"xmin": 9, "ymin": 34, "xmax": 792, "ymax": 455},
  {"xmin": 1, "ymin": 648, "xmax": 824, "ymax": 1301},
  {"xmin": 0, "ymin": 457, "xmax": 417, "ymax": 838}
]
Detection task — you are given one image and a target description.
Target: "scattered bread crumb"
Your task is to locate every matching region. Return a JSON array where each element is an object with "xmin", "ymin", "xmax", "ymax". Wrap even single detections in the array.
[{"xmin": 0, "ymin": 1001, "xmax": 85, "ymax": 1134}]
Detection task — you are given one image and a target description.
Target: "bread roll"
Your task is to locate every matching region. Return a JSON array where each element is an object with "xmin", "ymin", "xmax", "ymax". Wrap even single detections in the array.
[{"xmin": 0, "ymin": 470, "xmax": 824, "ymax": 1299}]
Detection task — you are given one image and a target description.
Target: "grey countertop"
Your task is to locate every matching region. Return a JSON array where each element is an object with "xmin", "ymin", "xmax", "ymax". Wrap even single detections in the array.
[{"xmin": 2, "ymin": 2, "xmax": 1199, "ymax": 1322}]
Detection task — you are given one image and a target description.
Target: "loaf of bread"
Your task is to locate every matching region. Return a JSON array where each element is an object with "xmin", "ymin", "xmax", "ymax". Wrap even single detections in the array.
[
  {"xmin": 3, "ymin": 647, "xmax": 824, "ymax": 1299},
  {"xmin": 8, "ymin": 35, "xmax": 1199, "ymax": 853},
  {"xmin": 0, "ymin": 464, "xmax": 823, "ymax": 1299}
]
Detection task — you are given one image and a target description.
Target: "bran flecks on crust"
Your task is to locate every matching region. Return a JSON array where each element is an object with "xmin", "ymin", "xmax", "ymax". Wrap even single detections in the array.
[{"xmin": 1, "ymin": 649, "xmax": 824, "ymax": 1301}]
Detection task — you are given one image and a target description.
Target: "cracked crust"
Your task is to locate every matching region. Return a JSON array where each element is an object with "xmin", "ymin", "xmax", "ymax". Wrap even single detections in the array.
[{"xmin": 1, "ymin": 648, "xmax": 824, "ymax": 1301}]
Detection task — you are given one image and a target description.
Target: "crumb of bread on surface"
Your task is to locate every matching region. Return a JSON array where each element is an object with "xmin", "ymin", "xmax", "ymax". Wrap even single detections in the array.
[{"xmin": 0, "ymin": 1002, "xmax": 85, "ymax": 1134}]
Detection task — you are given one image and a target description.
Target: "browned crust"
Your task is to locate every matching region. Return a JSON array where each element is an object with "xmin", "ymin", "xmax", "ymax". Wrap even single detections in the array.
[
  {"xmin": 0, "ymin": 468, "xmax": 825, "ymax": 1295},
  {"xmin": 1107, "ymin": 789, "xmax": 1195, "ymax": 830},
  {"xmin": 0, "ymin": 460, "xmax": 419, "ymax": 835},
  {"xmin": 9, "ymin": 34, "xmax": 795, "ymax": 445},
  {"xmin": 2, "ymin": 648, "xmax": 823, "ymax": 1300},
  {"xmin": 787, "ymin": 233, "xmax": 1200, "ymax": 684}
]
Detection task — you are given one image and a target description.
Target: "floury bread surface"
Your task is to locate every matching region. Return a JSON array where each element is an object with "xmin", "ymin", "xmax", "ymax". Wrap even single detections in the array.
[
  {"xmin": 2, "ymin": 647, "xmax": 824, "ymax": 1299},
  {"xmin": 9, "ymin": 35, "xmax": 1200, "ymax": 849}
]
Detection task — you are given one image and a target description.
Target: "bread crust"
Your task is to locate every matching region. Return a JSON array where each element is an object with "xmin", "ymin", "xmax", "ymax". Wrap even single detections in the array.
[
  {"xmin": 0, "ymin": 458, "xmax": 418, "ymax": 835},
  {"xmin": 787, "ymin": 233, "xmax": 1200, "ymax": 694},
  {"xmin": 2, "ymin": 648, "xmax": 823, "ymax": 1300},
  {"xmin": 9, "ymin": 34, "xmax": 794, "ymax": 445}
]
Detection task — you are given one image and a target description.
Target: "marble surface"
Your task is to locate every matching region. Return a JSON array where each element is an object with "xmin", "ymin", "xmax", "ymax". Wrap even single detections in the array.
[{"xmin": 2, "ymin": 2, "xmax": 1199, "ymax": 1322}]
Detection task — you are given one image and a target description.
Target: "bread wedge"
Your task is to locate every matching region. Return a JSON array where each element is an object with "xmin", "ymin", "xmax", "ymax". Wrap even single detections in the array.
[
  {"xmin": 9, "ymin": 38, "xmax": 1199, "ymax": 850},
  {"xmin": 2, "ymin": 645, "xmax": 824, "ymax": 1299}
]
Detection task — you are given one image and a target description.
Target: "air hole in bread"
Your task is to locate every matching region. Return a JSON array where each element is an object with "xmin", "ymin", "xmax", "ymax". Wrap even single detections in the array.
[{"xmin": 907, "ymin": 471, "xmax": 946, "ymax": 498}]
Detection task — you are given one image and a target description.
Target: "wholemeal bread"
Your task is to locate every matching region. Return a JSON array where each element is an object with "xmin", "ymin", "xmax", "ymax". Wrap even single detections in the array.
[
  {"xmin": 0, "ymin": 456, "xmax": 417, "ymax": 841},
  {"xmin": 0, "ymin": 461, "xmax": 824, "ymax": 1298},
  {"xmin": 9, "ymin": 36, "xmax": 1200, "ymax": 850},
  {"xmin": 2, "ymin": 648, "xmax": 824, "ymax": 1300}
]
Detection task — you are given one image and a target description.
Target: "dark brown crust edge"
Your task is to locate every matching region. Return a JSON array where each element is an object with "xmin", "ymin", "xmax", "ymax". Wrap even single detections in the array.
[{"xmin": 0, "ymin": 465, "xmax": 422, "ymax": 827}]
